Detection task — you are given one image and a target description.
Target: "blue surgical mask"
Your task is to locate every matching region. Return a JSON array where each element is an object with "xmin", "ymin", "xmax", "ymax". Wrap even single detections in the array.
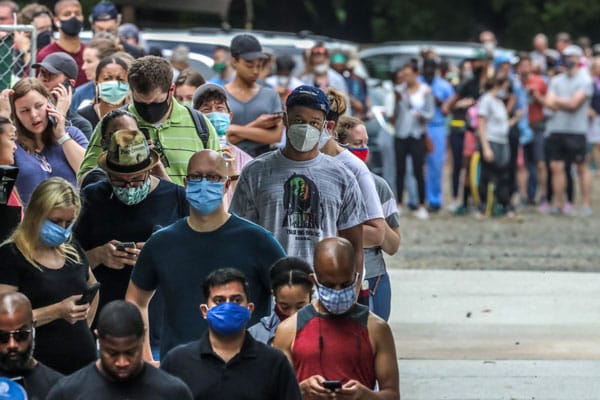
[
  {"xmin": 186, "ymin": 179, "xmax": 224, "ymax": 215},
  {"xmin": 315, "ymin": 274, "xmax": 358, "ymax": 315},
  {"xmin": 112, "ymin": 178, "xmax": 151, "ymax": 206},
  {"xmin": 40, "ymin": 220, "xmax": 72, "ymax": 247},
  {"xmin": 206, "ymin": 112, "xmax": 231, "ymax": 136},
  {"xmin": 98, "ymin": 81, "xmax": 129, "ymax": 105},
  {"xmin": 206, "ymin": 302, "xmax": 251, "ymax": 335}
]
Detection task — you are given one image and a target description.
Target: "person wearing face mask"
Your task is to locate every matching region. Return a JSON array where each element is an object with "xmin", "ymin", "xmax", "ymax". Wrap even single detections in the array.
[
  {"xmin": 192, "ymin": 83, "xmax": 253, "ymax": 207},
  {"xmin": 126, "ymin": 149, "xmax": 285, "ymax": 365},
  {"xmin": 335, "ymin": 115, "xmax": 401, "ymax": 321},
  {"xmin": 248, "ymin": 257, "xmax": 313, "ymax": 345},
  {"xmin": 161, "ymin": 268, "xmax": 302, "ymax": 399},
  {"xmin": 443, "ymin": 49, "xmax": 491, "ymax": 214},
  {"xmin": 37, "ymin": 0, "xmax": 88, "ymax": 88},
  {"xmin": 78, "ymin": 56, "xmax": 130, "ymax": 129},
  {"xmin": 230, "ymin": 85, "xmax": 366, "ymax": 273},
  {"xmin": 273, "ymin": 237, "xmax": 399, "ymax": 400},
  {"xmin": 0, "ymin": 177, "xmax": 99, "ymax": 375},
  {"xmin": 300, "ymin": 44, "xmax": 350, "ymax": 105},
  {"xmin": 265, "ymin": 55, "xmax": 303, "ymax": 104},
  {"xmin": 78, "ymin": 55, "xmax": 221, "ymax": 185},
  {"xmin": 545, "ymin": 44, "xmax": 594, "ymax": 216},
  {"xmin": 477, "ymin": 75, "xmax": 523, "ymax": 218},
  {"xmin": 89, "ymin": 1, "xmax": 142, "ymax": 59},
  {"xmin": 208, "ymin": 45, "xmax": 234, "ymax": 87},
  {"xmin": 73, "ymin": 129, "xmax": 187, "ymax": 350}
]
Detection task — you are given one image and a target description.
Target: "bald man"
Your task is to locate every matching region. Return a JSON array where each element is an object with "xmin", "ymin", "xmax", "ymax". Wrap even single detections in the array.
[
  {"xmin": 273, "ymin": 237, "xmax": 399, "ymax": 400},
  {"xmin": 126, "ymin": 150, "xmax": 285, "ymax": 365},
  {"xmin": 0, "ymin": 292, "xmax": 63, "ymax": 399}
]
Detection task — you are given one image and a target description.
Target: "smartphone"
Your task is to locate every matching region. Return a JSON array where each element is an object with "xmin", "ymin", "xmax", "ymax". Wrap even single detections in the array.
[
  {"xmin": 76, "ymin": 282, "xmax": 101, "ymax": 305},
  {"xmin": 271, "ymin": 112, "xmax": 284, "ymax": 118},
  {"xmin": 48, "ymin": 114, "xmax": 57, "ymax": 125},
  {"xmin": 322, "ymin": 380, "xmax": 342, "ymax": 391},
  {"xmin": 63, "ymin": 80, "xmax": 73, "ymax": 90},
  {"xmin": 115, "ymin": 241, "xmax": 136, "ymax": 251}
]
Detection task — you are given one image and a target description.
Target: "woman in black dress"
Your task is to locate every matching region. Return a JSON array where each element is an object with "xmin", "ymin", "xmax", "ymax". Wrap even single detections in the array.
[{"xmin": 0, "ymin": 177, "xmax": 98, "ymax": 374}]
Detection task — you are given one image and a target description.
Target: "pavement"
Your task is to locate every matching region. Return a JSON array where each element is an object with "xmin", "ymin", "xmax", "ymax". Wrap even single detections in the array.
[{"xmin": 387, "ymin": 268, "xmax": 600, "ymax": 399}]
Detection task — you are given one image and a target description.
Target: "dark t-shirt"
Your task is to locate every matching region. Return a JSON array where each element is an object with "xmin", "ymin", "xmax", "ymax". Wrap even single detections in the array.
[
  {"xmin": 161, "ymin": 332, "xmax": 302, "ymax": 400},
  {"xmin": 0, "ymin": 242, "xmax": 97, "ymax": 374},
  {"xmin": 131, "ymin": 215, "xmax": 285, "ymax": 357},
  {"xmin": 0, "ymin": 362, "xmax": 63, "ymax": 400},
  {"xmin": 46, "ymin": 362, "xmax": 193, "ymax": 400},
  {"xmin": 76, "ymin": 105, "xmax": 100, "ymax": 132},
  {"xmin": 74, "ymin": 179, "xmax": 188, "ymax": 328},
  {"xmin": 454, "ymin": 77, "xmax": 485, "ymax": 121}
]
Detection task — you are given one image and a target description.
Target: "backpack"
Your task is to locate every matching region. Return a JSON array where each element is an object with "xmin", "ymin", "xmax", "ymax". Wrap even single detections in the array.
[
  {"xmin": 184, "ymin": 105, "xmax": 210, "ymax": 149},
  {"xmin": 127, "ymin": 104, "xmax": 210, "ymax": 149}
]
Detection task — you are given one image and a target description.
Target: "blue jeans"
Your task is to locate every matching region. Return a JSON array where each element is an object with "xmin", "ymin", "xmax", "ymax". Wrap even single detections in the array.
[
  {"xmin": 426, "ymin": 124, "xmax": 447, "ymax": 206},
  {"xmin": 367, "ymin": 273, "xmax": 391, "ymax": 321}
]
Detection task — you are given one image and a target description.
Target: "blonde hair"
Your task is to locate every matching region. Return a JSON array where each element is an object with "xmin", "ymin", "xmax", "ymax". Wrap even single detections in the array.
[{"xmin": 3, "ymin": 178, "xmax": 81, "ymax": 269}]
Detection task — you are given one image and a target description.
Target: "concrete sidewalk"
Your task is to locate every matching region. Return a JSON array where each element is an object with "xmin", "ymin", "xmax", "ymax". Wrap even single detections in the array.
[{"xmin": 387, "ymin": 269, "xmax": 600, "ymax": 399}]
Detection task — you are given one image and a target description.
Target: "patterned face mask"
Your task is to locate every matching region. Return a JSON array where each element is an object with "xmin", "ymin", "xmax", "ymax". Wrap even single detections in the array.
[
  {"xmin": 112, "ymin": 178, "xmax": 151, "ymax": 206},
  {"xmin": 314, "ymin": 273, "xmax": 358, "ymax": 315}
]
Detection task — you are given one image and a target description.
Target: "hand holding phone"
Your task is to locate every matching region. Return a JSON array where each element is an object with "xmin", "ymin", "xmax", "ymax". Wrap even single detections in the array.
[
  {"xmin": 115, "ymin": 242, "xmax": 136, "ymax": 251},
  {"xmin": 322, "ymin": 380, "xmax": 342, "ymax": 391},
  {"xmin": 76, "ymin": 282, "xmax": 101, "ymax": 305}
]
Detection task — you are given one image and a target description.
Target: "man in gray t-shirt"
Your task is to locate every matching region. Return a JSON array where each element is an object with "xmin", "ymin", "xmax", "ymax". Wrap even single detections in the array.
[
  {"xmin": 545, "ymin": 45, "xmax": 593, "ymax": 214},
  {"xmin": 230, "ymin": 85, "xmax": 366, "ymax": 272}
]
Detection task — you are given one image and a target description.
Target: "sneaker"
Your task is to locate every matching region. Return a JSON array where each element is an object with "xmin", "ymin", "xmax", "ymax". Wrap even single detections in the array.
[
  {"xmin": 561, "ymin": 202, "xmax": 576, "ymax": 216},
  {"xmin": 446, "ymin": 201, "xmax": 460, "ymax": 213},
  {"xmin": 414, "ymin": 207, "xmax": 429, "ymax": 220},
  {"xmin": 473, "ymin": 210, "xmax": 485, "ymax": 220},
  {"xmin": 452, "ymin": 205, "xmax": 468, "ymax": 216},
  {"xmin": 580, "ymin": 207, "xmax": 593, "ymax": 217},
  {"xmin": 538, "ymin": 201, "xmax": 552, "ymax": 215},
  {"xmin": 428, "ymin": 204, "xmax": 441, "ymax": 213}
]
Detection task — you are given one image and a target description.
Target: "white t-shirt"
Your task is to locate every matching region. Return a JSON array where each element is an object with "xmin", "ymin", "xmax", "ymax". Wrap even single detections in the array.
[{"xmin": 478, "ymin": 93, "xmax": 509, "ymax": 144}]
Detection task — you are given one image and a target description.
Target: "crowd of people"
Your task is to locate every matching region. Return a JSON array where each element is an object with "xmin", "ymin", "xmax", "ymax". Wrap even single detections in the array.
[
  {"xmin": 0, "ymin": 0, "xmax": 401, "ymax": 398},
  {"xmin": 0, "ymin": 0, "xmax": 597, "ymax": 397}
]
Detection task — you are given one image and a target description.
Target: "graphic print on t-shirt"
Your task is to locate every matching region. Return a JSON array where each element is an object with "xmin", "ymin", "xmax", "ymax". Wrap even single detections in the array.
[{"xmin": 282, "ymin": 174, "xmax": 321, "ymax": 235}]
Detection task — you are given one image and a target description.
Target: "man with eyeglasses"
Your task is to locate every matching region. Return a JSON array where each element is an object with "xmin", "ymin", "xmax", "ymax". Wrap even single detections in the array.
[
  {"xmin": 73, "ymin": 129, "xmax": 188, "ymax": 357},
  {"xmin": 273, "ymin": 237, "xmax": 399, "ymax": 400},
  {"xmin": 78, "ymin": 55, "xmax": 221, "ymax": 185},
  {"xmin": 126, "ymin": 149, "xmax": 285, "ymax": 366},
  {"xmin": 0, "ymin": 292, "xmax": 63, "ymax": 400}
]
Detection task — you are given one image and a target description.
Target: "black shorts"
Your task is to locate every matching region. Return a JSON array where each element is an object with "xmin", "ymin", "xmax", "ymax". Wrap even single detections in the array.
[{"xmin": 546, "ymin": 133, "xmax": 587, "ymax": 164}]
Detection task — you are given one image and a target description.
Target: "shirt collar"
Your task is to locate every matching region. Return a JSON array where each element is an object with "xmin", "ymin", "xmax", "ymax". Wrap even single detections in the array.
[{"xmin": 199, "ymin": 329, "xmax": 259, "ymax": 360}]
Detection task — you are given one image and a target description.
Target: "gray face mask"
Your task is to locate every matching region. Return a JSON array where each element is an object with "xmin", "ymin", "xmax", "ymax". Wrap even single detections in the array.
[{"xmin": 287, "ymin": 124, "xmax": 322, "ymax": 152}]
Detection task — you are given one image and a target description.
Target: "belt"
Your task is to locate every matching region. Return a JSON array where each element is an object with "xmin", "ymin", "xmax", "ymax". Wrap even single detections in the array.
[{"xmin": 450, "ymin": 120, "xmax": 466, "ymax": 128}]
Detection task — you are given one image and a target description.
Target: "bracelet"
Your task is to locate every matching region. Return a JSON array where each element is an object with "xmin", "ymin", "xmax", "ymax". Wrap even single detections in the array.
[{"xmin": 57, "ymin": 133, "xmax": 71, "ymax": 145}]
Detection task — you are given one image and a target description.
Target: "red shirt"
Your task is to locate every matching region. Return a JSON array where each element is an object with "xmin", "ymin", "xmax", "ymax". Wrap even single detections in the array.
[
  {"xmin": 524, "ymin": 74, "xmax": 548, "ymax": 125},
  {"xmin": 36, "ymin": 42, "xmax": 88, "ymax": 88},
  {"xmin": 292, "ymin": 304, "xmax": 375, "ymax": 398}
]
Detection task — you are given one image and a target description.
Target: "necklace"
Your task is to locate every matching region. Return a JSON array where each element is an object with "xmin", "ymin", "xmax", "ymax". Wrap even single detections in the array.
[{"xmin": 31, "ymin": 150, "xmax": 52, "ymax": 173}]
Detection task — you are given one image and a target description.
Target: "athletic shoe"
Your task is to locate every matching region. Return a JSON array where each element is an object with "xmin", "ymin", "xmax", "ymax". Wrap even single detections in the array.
[
  {"xmin": 414, "ymin": 207, "xmax": 429, "ymax": 220},
  {"xmin": 580, "ymin": 207, "xmax": 593, "ymax": 217},
  {"xmin": 446, "ymin": 201, "xmax": 460, "ymax": 213},
  {"xmin": 561, "ymin": 202, "xmax": 575, "ymax": 216},
  {"xmin": 452, "ymin": 205, "xmax": 468, "ymax": 216},
  {"xmin": 538, "ymin": 202, "xmax": 550, "ymax": 214}
]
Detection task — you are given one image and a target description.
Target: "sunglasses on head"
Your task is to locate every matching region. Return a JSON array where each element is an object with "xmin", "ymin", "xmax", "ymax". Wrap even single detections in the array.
[{"xmin": 0, "ymin": 329, "xmax": 32, "ymax": 344}]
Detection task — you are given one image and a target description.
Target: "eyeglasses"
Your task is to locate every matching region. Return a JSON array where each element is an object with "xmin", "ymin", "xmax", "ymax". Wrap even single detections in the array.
[
  {"xmin": 0, "ymin": 329, "xmax": 32, "ymax": 344},
  {"xmin": 108, "ymin": 174, "xmax": 148, "ymax": 188},
  {"xmin": 186, "ymin": 174, "xmax": 227, "ymax": 183}
]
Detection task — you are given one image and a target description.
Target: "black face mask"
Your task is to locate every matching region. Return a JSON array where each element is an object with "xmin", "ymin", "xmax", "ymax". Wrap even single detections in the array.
[
  {"xmin": 134, "ymin": 96, "xmax": 170, "ymax": 124},
  {"xmin": 36, "ymin": 30, "xmax": 53, "ymax": 49},
  {"xmin": 59, "ymin": 17, "xmax": 82, "ymax": 37}
]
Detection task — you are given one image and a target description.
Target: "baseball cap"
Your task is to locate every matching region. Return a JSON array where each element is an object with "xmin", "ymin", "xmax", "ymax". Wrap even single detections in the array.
[
  {"xmin": 286, "ymin": 85, "xmax": 330, "ymax": 116},
  {"xmin": 98, "ymin": 130, "xmax": 159, "ymax": 175},
  {"xmin": 91, "ymin": 1, "xmax": 119, "ymax": 22},
  {"xmin": 230, "ymin": 34, "xmax": 267, "ymax": 61},
  {"xmin": 563, "ymin": 45, "xmax": 583, "ymax": 57},
  {"xmin": 119, "ymin": 23, "xmax": 139, "ymax": 41},
  {"xmin": 32, "ymin": 52, "xmax": 78, "ymax": 80},
  {"xmin": 331, "ymin": 53, "xmax": 347, "ymax": 64},
  {"xmin": 192, "ymin": 83, "xmax": 230, "ymax": 110}
]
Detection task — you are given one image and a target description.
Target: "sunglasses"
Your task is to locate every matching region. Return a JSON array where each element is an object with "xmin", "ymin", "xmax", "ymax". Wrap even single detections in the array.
[{"xmin": 0, "ymin": 329, "xmax": 32, "ymax": 344}]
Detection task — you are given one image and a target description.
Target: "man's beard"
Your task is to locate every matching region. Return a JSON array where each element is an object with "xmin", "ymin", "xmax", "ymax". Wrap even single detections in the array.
[{"xmin": 0, "ymin": 342, "xmax": 34, "ymax": 372}]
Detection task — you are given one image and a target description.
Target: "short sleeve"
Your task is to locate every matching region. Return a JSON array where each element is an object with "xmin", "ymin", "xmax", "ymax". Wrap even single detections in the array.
[
  {"xmin": 0, "ymin": 244, "xmax": 23, "ymax": 287},
  {"xmin": 130, "ymin": 240, "xmax": 159, "ymax": 291},
  {"xmin": 66, "ymin": 126, "xmax": 89, "ymax": 148},
  {"xmin": 229, "ymin": 168, "xmax": 258, "ymax": 221},
  {"xmin": 337, "ymin": 170, "xmax": 367, "ymax": 231},
  {"xmin": 477, "ymin": 95, "xmax": 491, "ymax": 118}
]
